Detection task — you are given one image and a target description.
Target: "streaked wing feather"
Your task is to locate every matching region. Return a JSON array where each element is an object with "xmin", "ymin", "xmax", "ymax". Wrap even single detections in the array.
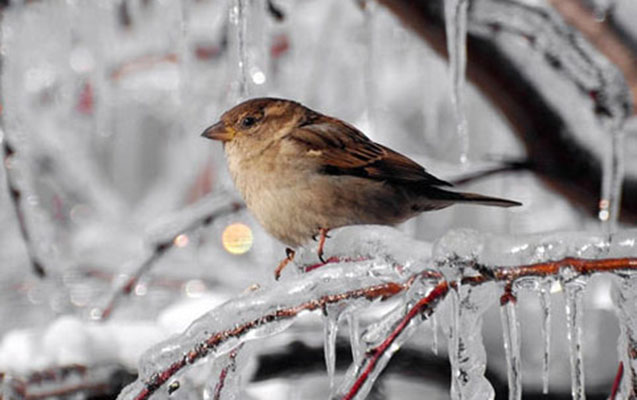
[{"xmin": 289, "ymin": 118, "xmax": 451, "ymax": 187}]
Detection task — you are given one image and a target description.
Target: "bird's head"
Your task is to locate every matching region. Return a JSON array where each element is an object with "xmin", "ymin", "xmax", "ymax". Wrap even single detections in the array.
[{"xmin": 201, "ymin": 98, "xmax": 306, "ymax": 148}]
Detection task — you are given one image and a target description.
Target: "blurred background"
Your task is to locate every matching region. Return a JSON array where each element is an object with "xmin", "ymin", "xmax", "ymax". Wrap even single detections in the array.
[{"xmin": 0, "ymin": 0, "xmax": 636, "ymax": 398}]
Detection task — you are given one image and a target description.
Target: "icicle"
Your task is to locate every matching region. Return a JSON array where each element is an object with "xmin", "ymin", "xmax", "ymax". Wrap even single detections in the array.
[
  {"xmin": 564, "ymin": 279, "xmax": 587, "ymax": 400},
  {"xmin": 500, "ymin": 293, "xmax": 522, "ymax": 400},
  {"xmin": 347, "ymin": 312, "xmax": 362, "ymax": 366},
  {"xmin": 323, "ymin": 309, "xmax": 339, "ymax": 394},
  {"xmin": 230, "ymin": 0, "xmax": 249, "ymax": 100},
  {"xmin": 599, "ymin": 125, "xmax": 625, "ymax": 234},
  {"xmin": 443, "ymin": 282, "xmax": 497, "ymax": 400},
  {"xmin": 431, "ymin": 311, "xmax": 439, "ymax": 356},
  {"xmin": 539, "ymin": 280, "xmax": 552, "ymax": 395},
  {"xmin": 444, "ymin": 0, "xmax": 470, "ymax": 164},
  {"xmin": 612, "ymin": 274, "xmax": 637, "ymax": 398},
  {"xmin": 447, "ymin": 288, "xmax": 462, "ymax": 399},
  {"xmin": 362, "ymin": 0, "xmax": 377, "ymax": 136}
]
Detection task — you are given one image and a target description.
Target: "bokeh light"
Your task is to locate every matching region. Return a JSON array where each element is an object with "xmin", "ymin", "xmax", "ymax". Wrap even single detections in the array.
[{"xmin": 222, "ymin": 223, "xmax": 253, "ymax": 255}]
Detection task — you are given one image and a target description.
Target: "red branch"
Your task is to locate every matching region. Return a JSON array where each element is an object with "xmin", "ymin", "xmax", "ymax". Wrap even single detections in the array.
[{"xmin": 610, "ymin": 362, "xmax": 624, "ymax": 400}]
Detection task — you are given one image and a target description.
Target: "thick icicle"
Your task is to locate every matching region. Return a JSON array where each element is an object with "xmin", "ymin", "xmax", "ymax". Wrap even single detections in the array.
[
  {"xmin": 323, "ymin": 310, "xmax": 339, "ymax": 393},
  {"xmin": 564, "ymin": 279, "xmax": 587, "ymax": 400},
  {"xmin": 347, "ymin": 312, "xmax": 362, "ymax": 366},
  {"xmin": 447, "ymin": 288, "xmax": 462, "ymax": 399},
  {"xmin": 445, "ymin": 283, "xmax": 497, "ymax": 400},
  {"xmin": 431, "ymin": 311, "xmax": 439, "ymax": 356},
  {"xmin": 435, "ymin": 229, "xmax": 495, "ymax": 400},
  {"xmin": 539, "ymin": 280, "xmax": 552, "ymax": 395},
  {"xmin": 444, "ymin": 0, "xmax": 470, "ymax": 164},
  {"xmin": 499, "ymin": 293, "xmax": 522, "ymax": 400}
]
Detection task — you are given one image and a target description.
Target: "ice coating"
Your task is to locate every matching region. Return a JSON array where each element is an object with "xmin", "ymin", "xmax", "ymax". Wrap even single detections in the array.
[{"xmin": 444, "ymin": 0, "xmax": 470, "ymax": 164}]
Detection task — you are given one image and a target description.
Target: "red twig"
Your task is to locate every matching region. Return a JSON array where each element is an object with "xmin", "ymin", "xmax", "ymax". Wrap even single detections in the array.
[{"xmin": 609, "ymin": 362, "xmax": 624, "ymax": 400}]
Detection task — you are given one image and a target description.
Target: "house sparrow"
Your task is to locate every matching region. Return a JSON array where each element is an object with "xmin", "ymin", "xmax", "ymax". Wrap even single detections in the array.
[{"xmin": 202, "ymin": 97, "xmax": 521, "ymax": 277}]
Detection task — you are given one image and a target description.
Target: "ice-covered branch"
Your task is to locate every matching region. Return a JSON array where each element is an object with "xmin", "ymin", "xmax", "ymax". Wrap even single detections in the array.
[
  {"xmin": 116, "ymin": 226, "xmax": 637, "ymax": 400},
  {"xmin": 117, "ymin": 253, "xmax": 410, "ymax": 400}
]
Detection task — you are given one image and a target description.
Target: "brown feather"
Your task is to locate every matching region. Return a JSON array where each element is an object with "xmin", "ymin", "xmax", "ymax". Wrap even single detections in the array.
[{"xmin": 288, "ymin": 114, "xmax": 452, "ymax": 187}]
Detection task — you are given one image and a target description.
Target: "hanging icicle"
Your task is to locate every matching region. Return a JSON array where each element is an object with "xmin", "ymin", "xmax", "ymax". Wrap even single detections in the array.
[
  {"xmin": 539, "ymin": 279, "xmax": 552, "ymax": 395},
  {"xmin": 323, "ymin": 308, "xmax": 339, "ymax": 394},
  {"xmin": 230, "ymin": 0, "xmax": 249, "ymax": 100},
  {"xmin": 500, "ymin": 287, "xmax": 522, "ymax": 400},
  {"xmin": 564, "ymin": 278, "xmax": 588, "ymax": 400},
  {"xmin": 444, "ymin": 0, "xmax": 470, "ymax": 164}
]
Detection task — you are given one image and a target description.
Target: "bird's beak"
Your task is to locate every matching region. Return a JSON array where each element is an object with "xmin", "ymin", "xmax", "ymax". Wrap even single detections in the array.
[{"xmin": 201, "ymin": 121, "xmax": 235, "ymax": 142}]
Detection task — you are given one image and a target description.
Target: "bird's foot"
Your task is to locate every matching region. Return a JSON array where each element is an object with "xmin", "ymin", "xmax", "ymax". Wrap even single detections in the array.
[{"xmin": 274, "ymin": 248, "xmax": 296, "ymax": 280}]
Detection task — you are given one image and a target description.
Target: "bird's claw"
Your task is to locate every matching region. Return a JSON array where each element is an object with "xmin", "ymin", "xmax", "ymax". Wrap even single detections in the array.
[{"xmin": 274, "ymin": 248, "xmax": 296, "ymax": 280}]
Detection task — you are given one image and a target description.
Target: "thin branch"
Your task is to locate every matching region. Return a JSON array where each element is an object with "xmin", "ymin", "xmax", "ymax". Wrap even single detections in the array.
[{"xmin": 1, "ymin": 140, "xmax": 46, "ymax": 277}]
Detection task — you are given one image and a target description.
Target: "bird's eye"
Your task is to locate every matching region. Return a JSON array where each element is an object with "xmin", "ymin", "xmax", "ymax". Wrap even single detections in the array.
[{"xmin": 241, "ymin": 116, "xmax": 257, "ymax": 128}]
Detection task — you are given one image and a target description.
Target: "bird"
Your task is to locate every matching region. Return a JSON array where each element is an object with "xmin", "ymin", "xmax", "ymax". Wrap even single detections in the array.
[{"xmin": 201, "ymin": 97, "xmax": 521, "ymax": 278}]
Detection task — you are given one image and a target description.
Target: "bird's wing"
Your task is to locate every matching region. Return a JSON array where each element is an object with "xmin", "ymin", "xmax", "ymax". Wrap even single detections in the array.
[{"xmin": 288, "ymin": 117, "xmax": 451, "ymax": 187}]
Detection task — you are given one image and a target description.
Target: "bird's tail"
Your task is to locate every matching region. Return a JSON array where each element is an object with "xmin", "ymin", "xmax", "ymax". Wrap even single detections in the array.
[{"xmin": 426, "ymin": 187, "xmax": 522, "ymax": 208}]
